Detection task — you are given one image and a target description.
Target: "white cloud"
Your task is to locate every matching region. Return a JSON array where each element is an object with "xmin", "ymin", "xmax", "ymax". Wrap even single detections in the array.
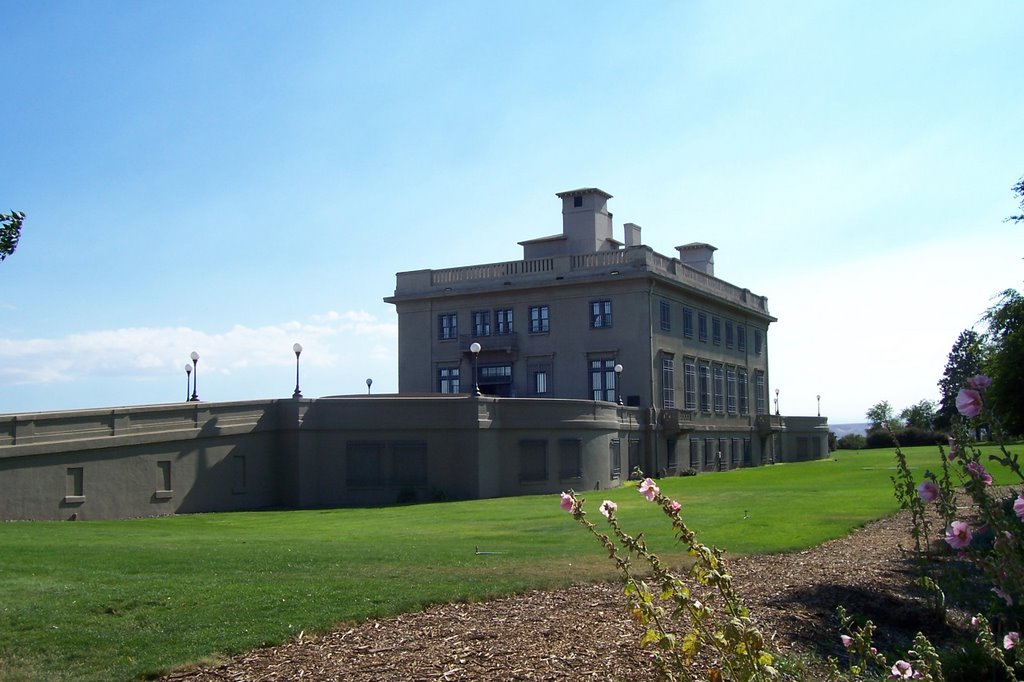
[{"xmin": 0, "ymin": 311, "xmax": 397, "ymax": 387}]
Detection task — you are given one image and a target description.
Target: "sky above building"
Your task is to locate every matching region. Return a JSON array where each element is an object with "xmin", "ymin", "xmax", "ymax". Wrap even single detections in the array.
[{"xmin": 1, "ymin": 1, "xmax": 1022, "ymax": 423}]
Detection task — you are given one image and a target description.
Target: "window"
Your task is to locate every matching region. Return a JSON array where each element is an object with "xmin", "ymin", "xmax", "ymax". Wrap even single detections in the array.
[
  {"xmin": 438, "ymin": 366, "xmax": 460, "ymax": 394},
  {"xmin": 438, "ymin": 313, "xmax": 457, "ymax": 340},
  {"xmin": 713, "ymin": 364, "xmax": 725, "ymax": 413},
  {"xmin": 519, "ymin": 440, "xmax": 548, "ymax": 482},
  {"xmin": 732, "ymin": 438, "xmax": 742, "ymax": 466},
  {"xmin": 527, "ymin": 357, "xmax": 552, "ymax": 396},
  {"xmin": 233, "ymin": 455, "xmax": 247, "ymax": 493},
  {"xmin": 573, "ymin": 195, "xmax": 583, "ymax": 208},
  {"xmin": 667, "ymin": 439, "xmax": 677, "ymax": 470},
  {"xmin": 559, "ymin": 439, "xmax": 582, "ymax": 479},
  {"xmin": 66, "ymin": 466, "xmax": 84, "ymax": 499},
  {"xmin": 479, "ymin": 364, "xmax": 513, "ymax": 396},
  {"xmin": 737, "ymin": 325, "xmax": 746, "ymax": 352},
  {"xmin": 392, "ymin": 441, "xmax": 428, "ymax": 486},
  {"xmin": 346, "ymin": 442, "xmax": 382, "ymax": 486},
  {"xmin": 725, "ymin": 321, "xmax": 734, "ymax": 348},
  {"xmin": 689, "ymin": 439, "xmax": 700, "ymax": 469},
  {"xmin": 754, "ymin": 329, "xmax": 763, "ymax": 355},
  {"xmin": 590, "ymin": 358, "xmax": 617, "ymax": 402},
  {"xmin": 683, "ymin": 358, "xmax": 697, "ymax": 410},
  {"xmin": 660, "ymin": 301, "xmax": 671, "ymax": 331},
  {"xmin": 699, "ymin": 364, "xmax": 711, "ymax": 413},
  {"xmin": 755, "ymin": 371, "xmax": 766, "ymax": 414},
  {"xmin": 528, "ymin": 305, "xmax": 549, "ymax": 333},
  {"xmin": 157, "ymin": 460, "xmax": 172, "ymax": 492},
  {"xmin": 495, "ymin": 308, "xmax": 513, "ymax": 335},
  {"xmin": 726, "ymin": 367, "xmax": 737, "ymax": 414},
  {"xmin": 719, "ymin": 438, "xmax": 730, "ymax": 468},
  {"xmin": 590, "ymin": 300, "xmax": 612, "ymax": 328},
  {"xmin": 698, "ymin": 312, "xmax": 708, "ymax": 342},
  {"xmin": 712, "ymin": 317, "xmax": 722, "ymax": 345},
  {"xmin": 610, "ymin": 439, "xmax": 622, "ymax": 479},
  {"xmin": 662, "ymin": 355, "xmax": 675, "ymax": 408},
  {"xmin": 704, "ymin": 438, "xmax": 716, "ymax": 468},
  {"xmin": 472, "ymin": 311, "xmax": 490, "ymax": 337},
  {"xmin": 534, "ymin": 370, "xmax": 548, "ymax": 395},
  {"xmin": 682, "ymin": 308, "xmax": 694, "ymax": 338},
  {"xmin": 738, "ymin": 369, "xmax": 749, "ymax": 415},
  {"xmin": 743, "ymin": 438, "xmax": 752, "ymax": 466}
]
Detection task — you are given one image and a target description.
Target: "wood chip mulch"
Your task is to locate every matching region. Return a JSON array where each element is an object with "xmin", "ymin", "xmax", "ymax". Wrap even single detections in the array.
[{"xmin": 161, "ymin": 509, "xmax": 967, "ymax": 681}]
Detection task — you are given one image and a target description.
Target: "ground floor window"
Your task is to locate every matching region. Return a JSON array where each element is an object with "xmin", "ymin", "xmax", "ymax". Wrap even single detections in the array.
[
  {"xmin": 559, "ymin": 439, "xmax": 582, "ymax": 479},
  {"xmin": 519, "ymin": 440, "xmax": 548, "ymax": 482},
  {"xmin": 610, "ymin": 438, "xmax": 621, "ymax": 479}
]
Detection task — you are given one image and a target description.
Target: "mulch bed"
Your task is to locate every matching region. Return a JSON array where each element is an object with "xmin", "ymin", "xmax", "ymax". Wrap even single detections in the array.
[{"xmin": 161, "ymin": 509, "xmax": 975, "ymax": 681}]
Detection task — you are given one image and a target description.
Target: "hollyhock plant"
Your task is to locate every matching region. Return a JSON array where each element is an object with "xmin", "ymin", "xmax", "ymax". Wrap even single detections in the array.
[
  {"xmin": 956, "ymin": 388, "xmax": 983, "ymax": 417},
  {"xmin": 1005, "ymin": 631, "xmax": 1019, "ymax": 650},
  {"xmin": 840, "ymin": 634, "xmax": 852, "ymax": 649},
  {"xmin": 638, "ymin": 477, "xmax": 659, "ymax": 502},
  {"xmin": 947, "ymin": 436, "xmax": 959, "ymax": 460},
  {"xmin": 890, "ymin": 659, "xmax": 917, "ymax": 679},
  {"xmin": 667, "ymin": 500, "xmax": 681, "ymax": 514},
  {"xmin": 599, "ymin": 500, "xmax": 617, "ymax": 518},
  {"xmin": 916, "ymin": 480, "xmax": 939, "ymax": 502},
  {"xmin": 1015, "ymin": 494, "xmax": 1024, "ymax": 521},
  {"xmin": 945, "ymin": 520, "xmax": 973, "ymax": 549},
  {"xmin": 967, "ymin": 461, "xmax": 993, "ymax": 486},
  {"xmin": 967, "ymin": 374, "xmax": 993, "ymax": 391},
  {"xmin": 560, "ymin": 492, "xmax": 574, "ymax": 512}
]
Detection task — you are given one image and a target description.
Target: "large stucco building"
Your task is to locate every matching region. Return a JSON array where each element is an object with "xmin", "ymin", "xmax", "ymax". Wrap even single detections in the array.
[
  {"xmin": 0, "ymin": 187, "xmax": 828, "ymax": 521},
  {"xmin": 386, "ymin": 187, "xmax": 797, "ymax": 476}
]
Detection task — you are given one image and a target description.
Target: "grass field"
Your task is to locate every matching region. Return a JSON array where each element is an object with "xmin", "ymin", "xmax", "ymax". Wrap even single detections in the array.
[{"xmin": 0, "ymin": 444, "xmax": 1013, "ymax": 681}]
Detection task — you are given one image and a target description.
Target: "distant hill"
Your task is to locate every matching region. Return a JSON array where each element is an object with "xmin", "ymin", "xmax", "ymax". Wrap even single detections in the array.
[{"xmin": 829, "ymin": 423, "xmax": 871, "ymax": 438}]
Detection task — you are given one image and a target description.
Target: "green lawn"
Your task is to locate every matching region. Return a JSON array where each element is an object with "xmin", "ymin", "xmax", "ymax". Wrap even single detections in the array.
[{"xmin": 0, "ymin": 444, "xmax": 1011, "ymax": 681}]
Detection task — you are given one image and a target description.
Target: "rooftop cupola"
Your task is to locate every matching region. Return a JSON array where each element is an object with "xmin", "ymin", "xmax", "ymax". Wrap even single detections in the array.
[{"xmin": 556, "ymin": 187, "xmax": 615, "ymax": 253}]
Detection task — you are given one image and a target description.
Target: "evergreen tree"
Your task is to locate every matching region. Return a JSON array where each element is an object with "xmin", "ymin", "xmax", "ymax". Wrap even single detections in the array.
[
  {"xmin": 935, "ymin": 329, "xmax": 984, "ymax": 431},
  {"xmin": 983, "ymin": 289, "xmax": 1024, "ymax": 435}
]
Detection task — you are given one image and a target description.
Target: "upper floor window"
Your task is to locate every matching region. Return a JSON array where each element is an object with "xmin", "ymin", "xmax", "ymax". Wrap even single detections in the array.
[
  {"xmin": 438, "ymin": 366, "xmax": 460, "ymax": 394},
  {"xmin": 472, "ymin": 311, "xmax": 490, "ymax": 337},
  {"xmin": 725, "ymin": 321, "xmax": 734, "ymax": 348},
  {"xmin": 660, "ymin": 301, "xmax": 671, "ymax": 331},
  {"xmin": 534, "ymin": 370, "xmax": 548, "ymax": 395},
  {"xmin": 682, "ymin": 308, "xmax": 694, "ymax": 339},
  {"xmin": 698, "ymin": 312, "xmax": 708, "ymax": 342},
  {"xmin": 438, "ymin": 313, "xmax": 457, "ymax": 341},
  {"xmin": 726, "ymin": 366, "xmax": 737, "ymax": 414},
  {"xmin": 590, "ymin": 300, "xmax": 612, "ymax": 328},
  {"xmin": 529, "ymin": 305, "xmax": 549, "ymax": 333},
  {"xmin": 699, "ymin": 364, "xmax": 711, "ymax": 413},
  {"xmin": 755, "ymin": 370, "xmax": 766, "ymax": 414},
  {"xmin": 738, "ymin": 369, "xmax": 749, "ymax": 415},
  {"xmin": 495, "ymin": 308, "xmax": 513, "ymax": 335},
  {"xmin": 754, "ymin": 329, "xmax": 763, "ymax": 355},
  {"xmin": 712, "ymin": 317, "xmax": 722, "ymax": 346},
  {"xmin": 662, "ymin": 355, "xmax": 675, "ymax": 408},
  {"xmin": 590, "ymin": 358, "xmax": 617, "ymax": 402},
  {"xmin": 713, "ymin": 364, "xmax": 725, "ymax": 413},
  {"xmin": 737, "ymin": 325, "xmax": 746, "ymax": 352},
  {"xmin": 683, "ymin": 358, "xmax": 697, "ymax": 410}
]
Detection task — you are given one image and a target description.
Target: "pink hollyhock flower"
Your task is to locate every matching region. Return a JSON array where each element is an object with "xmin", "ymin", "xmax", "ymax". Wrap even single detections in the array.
[
  {"xmin": 956, "ymin": 388, "xmax": 983, "ymax": 417},
  {"xmin": 967, "ymin": 374, "xmax": 993, "ymax": 391},
  {"xmin": 891, "ymin": 660, "xmax": 917, "ymax": 679},
  {"xmin": 638, "ymin": 477, "xmax": 660, "ymax": 502},
  {"xmin": 945, "ymin": 521, "xmax": 972, "ymax": 549},
  {"xmin": 599, "ymin": 500, "xmax": 617, "ymax": 518},
  {"xmin": 560, "ymin": 492, "xmax": 574, "ymax": 512},
  {"xmin": 916, "ymin": 480, "xmax": 939, "ymax": 502},
  {"xmin": 947, "ymin": 437, "xmax": 959, "ymax": 460},
  {"xmin": 1005, "ymin": 632, "xmax": 1019, "ymax": 650},
  {"xmin": 971, "ymin": 616, "xmax": 980, "ymax": 629},
  {"xmin": 993, "ymin": 587, "xmax": 1014, "ymax": 606},
  {"xmin": 667, "ymin": 500, "xmax": 681, "ymax": 514},
  {"xmin": 840, "ymin": 634, "xmax": 852, "ymax": 649},
  {"xmin": 1014, "ymin": 494, "xmax": 1024, "ymax": 521},
  {"xmin": 967, "ymin": 461, "xmax": 993, "ymax": 486}
]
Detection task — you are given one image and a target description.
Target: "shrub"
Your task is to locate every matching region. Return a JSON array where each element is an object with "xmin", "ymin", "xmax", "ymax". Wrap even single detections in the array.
[{"xmin": 837, "ymin": 433, "xmax": 867, "ymax": 450}]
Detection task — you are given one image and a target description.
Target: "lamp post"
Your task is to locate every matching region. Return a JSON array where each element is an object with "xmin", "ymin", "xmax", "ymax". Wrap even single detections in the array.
[
  {"xmin": 614, "ymin": 363, "xmax": 623, "ymax": 405},
  {"xmin": 470, "ymin": 342, "xmax": 481, "ymax": 396},
  {"xmin": 817, "ymin": 394, "xmax": 821, "ymax": 417},
  {"xmin": 184, "ymin": 363, "xmax": 192, "ymax": 402},
  {"xmin": 366, "ymin": 378, "xmax": 373, "ymax": 395},
  {"xmin": 190, "ymin": 351, "xmax": 200, "ymax": 401},
  {"xmin": 292, "ymin": 343, "xmax": 303, "ymax": 399},
  {"xmin": 774, "ymin": 388, "xmax": 779, "ymax": 416}
]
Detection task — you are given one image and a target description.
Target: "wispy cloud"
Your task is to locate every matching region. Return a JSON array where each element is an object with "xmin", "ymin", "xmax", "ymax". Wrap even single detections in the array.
[{"xmin": 0, "ymin": 311, "xmax": 397, "ymax": 386}]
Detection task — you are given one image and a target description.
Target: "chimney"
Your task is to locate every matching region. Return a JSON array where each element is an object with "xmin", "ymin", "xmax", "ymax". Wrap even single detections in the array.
[
  {"xmin": 623, "ymin": 222, "xmax": 641, "ymax": 247},
  {"xmin": 676, "ymin": 242, "xmax": 717, "ymax": 276}
]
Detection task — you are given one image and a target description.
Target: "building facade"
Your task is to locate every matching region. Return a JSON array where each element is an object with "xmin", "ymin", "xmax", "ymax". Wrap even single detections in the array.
[{"xmin": 386, "ymin": 188, "xmax": 802, "ymax": 475}]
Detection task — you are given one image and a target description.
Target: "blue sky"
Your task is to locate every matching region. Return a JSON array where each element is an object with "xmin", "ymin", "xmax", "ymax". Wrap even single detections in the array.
[{"xmin": 1, "ymin": 1, "xmax": 1021, "ymax": 422}]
